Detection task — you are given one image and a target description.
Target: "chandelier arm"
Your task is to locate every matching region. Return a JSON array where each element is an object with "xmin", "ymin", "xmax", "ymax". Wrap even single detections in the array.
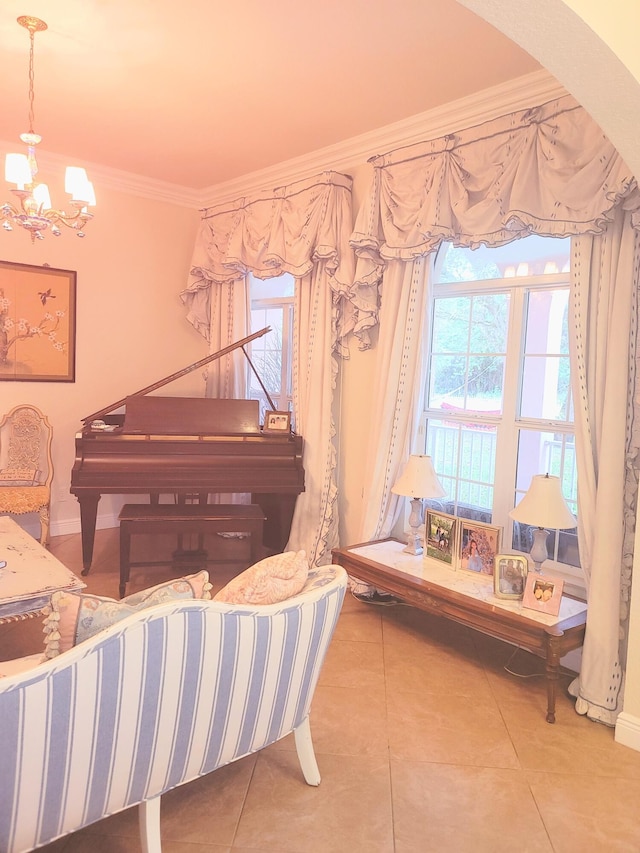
[{"xmin": 42, "ymin": 209, "xmax": 94, "ymax": 229}]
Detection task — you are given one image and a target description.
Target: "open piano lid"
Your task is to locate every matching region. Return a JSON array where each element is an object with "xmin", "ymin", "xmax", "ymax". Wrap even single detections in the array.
[{"xmin": 83, "ymin": 327, "xmax": 279, "ymax": 434}]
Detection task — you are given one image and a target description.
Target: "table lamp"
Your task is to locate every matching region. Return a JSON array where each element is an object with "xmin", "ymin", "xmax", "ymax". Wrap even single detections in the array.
[
  {"xmin": 508, "ymin": 473, "xmax": 576, "ymax": 571},
  {"xmin": 391, "ymin": 454, "xmax": 446, "ymax": 555}
]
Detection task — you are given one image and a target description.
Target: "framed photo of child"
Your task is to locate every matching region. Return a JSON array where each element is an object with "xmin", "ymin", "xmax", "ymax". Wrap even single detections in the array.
[{"xmin": 458, "ymin": 520, "xmax": 501, "ymax": 575}]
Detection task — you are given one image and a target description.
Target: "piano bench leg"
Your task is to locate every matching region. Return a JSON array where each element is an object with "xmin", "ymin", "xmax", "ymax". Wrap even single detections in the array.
[{"xmin": 120, "ymin": 523, "xmax": 132, "ymax": 598}]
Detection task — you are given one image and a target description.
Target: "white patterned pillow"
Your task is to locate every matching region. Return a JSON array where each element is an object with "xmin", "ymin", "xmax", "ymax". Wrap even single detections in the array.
[
  {"xmin": 213, "ymin": 551, "xmax": 309, "ymax": 605},
  {"xmin": 42, "ymin": 571, "xmax": 212, "ymax": 659}
]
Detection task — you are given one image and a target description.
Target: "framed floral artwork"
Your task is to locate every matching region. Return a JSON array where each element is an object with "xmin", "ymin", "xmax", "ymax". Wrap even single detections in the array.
[{"xmin": 0, "ymin": 260, "xmax": 76, "ymax": 382}]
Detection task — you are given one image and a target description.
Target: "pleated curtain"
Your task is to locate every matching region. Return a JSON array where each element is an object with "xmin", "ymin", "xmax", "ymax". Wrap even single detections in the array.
[
  {"xmin": 181, "ymin": 172, "xmax": 355, "ymax": 566},
  {"xmin": 350, "ymin": 94, "xmax": 640, "ymax": 724}
]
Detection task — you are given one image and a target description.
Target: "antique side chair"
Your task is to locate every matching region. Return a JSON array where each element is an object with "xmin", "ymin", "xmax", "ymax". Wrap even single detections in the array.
[{"xmin": 0, "ymin": 404, "xmax": 54, "ymax": 546}]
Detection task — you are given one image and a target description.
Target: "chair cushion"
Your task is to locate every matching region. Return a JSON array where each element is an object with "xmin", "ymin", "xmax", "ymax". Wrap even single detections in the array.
[
  {"xmin": 213, "ymin": 550, "xmax": 309, "ymax": 605},
  {"xmin": 42, "ymin": 571, "xmax": 212, "ymax": 659},
  {"xmin": 0, "ymin": 485, "xmax": 49, "ymax": 513}
]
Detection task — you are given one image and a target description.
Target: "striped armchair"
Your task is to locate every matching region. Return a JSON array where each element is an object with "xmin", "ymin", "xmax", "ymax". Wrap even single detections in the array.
[{"xmin": 0, "ymin": 564, "xmax": 347, "ymax": 853}]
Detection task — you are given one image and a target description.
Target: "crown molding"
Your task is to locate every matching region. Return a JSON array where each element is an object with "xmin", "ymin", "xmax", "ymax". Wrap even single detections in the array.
[
  {"xmin": 0, "ymin": 70, "xmax": 566, "ymax": 211},
  {"xmin": 83, "ymin": 163, "xmax": 203, "ymax": 208},
  {"xmin": 0, "ymin": 140, "xmax": 202, "ymax": 208},
  {"xmin": 199, "ymin": 69, "xmax": 567, "ymax": 208}
]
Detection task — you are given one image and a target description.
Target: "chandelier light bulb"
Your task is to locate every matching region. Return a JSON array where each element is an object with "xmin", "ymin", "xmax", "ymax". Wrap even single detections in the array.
[{"xmin": 2, "ymin": 16, "xmax": 96, "ymax": 241}]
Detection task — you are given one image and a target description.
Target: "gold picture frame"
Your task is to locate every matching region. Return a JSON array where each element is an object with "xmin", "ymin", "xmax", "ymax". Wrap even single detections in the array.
[
  {"xmin": 493, "ymin": 554, "xmax": 528, "ymax": 599},
  {"xmin": 0, "ymin": 260, "xmax": 76, "ymax": 382}
]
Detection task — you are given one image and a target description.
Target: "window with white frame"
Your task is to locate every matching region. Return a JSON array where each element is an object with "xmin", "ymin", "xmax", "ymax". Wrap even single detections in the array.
[
  {"xmin": 248, "ymin": 272, "xmax": 295, "ymax": 423},
  {"xmin": 421, "ymin": 235, "xmax": 580, "ymax": 575}
]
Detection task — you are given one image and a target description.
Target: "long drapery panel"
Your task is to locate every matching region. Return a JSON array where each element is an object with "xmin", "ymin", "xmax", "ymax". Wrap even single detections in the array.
[
  {"xmin": 354, "ymin": 257, "xmax": 431, "ymax": 583},
  {"xmin": 567, "ymin": 210, "xmax": 640, "ymax": 724},
  {"xmin": 350, "ymin": 94, "xmax": 640, "ymax": 723},
  {"xmin": 287, "ymin": 264, "xmax": 340, "ymax": 566},
  {"xmin": 181, "ymin": 172, "xmax": 354, "ymax": 564}
]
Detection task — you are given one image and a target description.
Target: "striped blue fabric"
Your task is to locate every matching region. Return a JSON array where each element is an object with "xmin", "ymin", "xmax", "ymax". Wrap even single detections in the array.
[{"xmin": 0, "ymin": 564, "xmax": 346, "ymax": 853}]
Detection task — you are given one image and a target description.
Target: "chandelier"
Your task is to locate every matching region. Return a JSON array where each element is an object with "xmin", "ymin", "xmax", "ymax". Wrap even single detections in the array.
[{"xmin": 2, "ymin": 16, "xmax": 96, "ymax": 242}]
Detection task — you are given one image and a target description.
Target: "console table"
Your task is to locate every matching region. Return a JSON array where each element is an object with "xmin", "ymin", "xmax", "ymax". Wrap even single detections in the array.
[
  {"xmin": 331, "ymin": 538, "xmax": 588, "ymax": 723},
  {"xmin": 0, "ymin": 517, "xmax": 85, "ymax": 623}
]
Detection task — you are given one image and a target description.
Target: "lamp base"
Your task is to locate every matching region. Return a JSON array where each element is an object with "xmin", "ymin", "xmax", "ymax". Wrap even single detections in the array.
[
  {"xmin": 530, "ymin": 527, "xmax": 549, "ymax": 572},
  {"xmin": 402, "ymin": 530, "xmax": 423, "ymax": 556},
  {"xmin": 402, "ymin": 497, "xmax": 424, "ymax": 555}
]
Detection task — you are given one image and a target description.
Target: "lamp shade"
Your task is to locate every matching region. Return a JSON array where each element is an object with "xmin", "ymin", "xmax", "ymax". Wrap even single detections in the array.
[
  {"xmin": 32, "ymin": 183, "xmax": 51, "ymax": 210},
  {"xmin": 65, "ymin": 167, "xmax": 96, "ymax": 205},
  {"xmin": 391, "ymin": 455, "xmax": 446, "ymax": 499},
  {"xmin": 509, "ymin": 474, "xmax": 576, "ymax": 529},
  {"xmin": 5, "ymin": 153, "xmax": 32, "ymax": 188}
]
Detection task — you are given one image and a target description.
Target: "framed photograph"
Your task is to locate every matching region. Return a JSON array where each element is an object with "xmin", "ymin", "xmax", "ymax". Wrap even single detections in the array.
[
  {"xmin": 458, "ymin": 520, "xmax": 501, "ymax": 575},
  {"xmin": 522, "ymin": 574, "xmax": 564, "ymax": 616},
  {"xmin": 494, "ymin": 554, "xmax": 528, "ymax": 599},
  {"xmin": 0, "ymin": 260, "xmax": 76, "ymax": 382},
  {"xmin": 263, "ymin": 410, "xmax": 291, "ymax": 433},
  {"xmin": 425, "ymin": 511, "xmax": 457, "ymax": 566}
]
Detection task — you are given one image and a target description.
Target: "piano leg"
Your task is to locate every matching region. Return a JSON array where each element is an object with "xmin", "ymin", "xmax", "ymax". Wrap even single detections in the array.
[
  {"xmin": 254, "ymin": 494, "xmax": 298, "ymax": 554},
  {"xmin": 77, "ymin": 493, "xmax": 100, "ymax": 575}
]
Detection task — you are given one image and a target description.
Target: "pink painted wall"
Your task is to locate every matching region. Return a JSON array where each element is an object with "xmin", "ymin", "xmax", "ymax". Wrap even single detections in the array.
[{"xmin": 1, "ymin": 183, "xmax": 201, "ymax": 534}]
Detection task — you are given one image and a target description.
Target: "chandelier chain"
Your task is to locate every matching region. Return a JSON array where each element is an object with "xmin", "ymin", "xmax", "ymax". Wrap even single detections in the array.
[{"xmin": 27, "ymin": 28, "xmax": 36, "ymax": 135}]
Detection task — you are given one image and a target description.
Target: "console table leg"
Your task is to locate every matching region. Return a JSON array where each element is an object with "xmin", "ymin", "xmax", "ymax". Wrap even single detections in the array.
[{"xmin": 545, "ymin": 641, "xmax": 560, "ymax": 724}]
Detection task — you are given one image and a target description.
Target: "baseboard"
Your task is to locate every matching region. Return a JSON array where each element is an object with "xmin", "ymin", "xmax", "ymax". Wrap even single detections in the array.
[
  {"xmin": 615, "ymin": 711, "xmax": 640, "ymax": 752},
  {"xmin": 51, "ymin": 512, "xmax": 120, "ymax": 538}
]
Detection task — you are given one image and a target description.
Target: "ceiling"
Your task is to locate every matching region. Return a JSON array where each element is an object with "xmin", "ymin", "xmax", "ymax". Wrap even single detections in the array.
[{"xmin": 0, "ymin": 0, "xmax": 540, "ymax": 193}]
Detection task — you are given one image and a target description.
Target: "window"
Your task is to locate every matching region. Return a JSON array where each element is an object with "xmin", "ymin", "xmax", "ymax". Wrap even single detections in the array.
[
  {"xmin": 248, "ymin": 272, "xmax": 295, "ymax": 423},
  {"xmin": 421, "ymin": 235, "xmax": 580, "ymax": 576}
]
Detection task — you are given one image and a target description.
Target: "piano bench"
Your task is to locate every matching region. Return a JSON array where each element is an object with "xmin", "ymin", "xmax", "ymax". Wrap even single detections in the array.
[{"xmin": 118, "ymin": 503, "xmax": 266, "ymax": 598}]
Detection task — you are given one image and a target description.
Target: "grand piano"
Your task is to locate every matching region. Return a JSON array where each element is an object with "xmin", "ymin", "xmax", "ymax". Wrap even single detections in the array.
[{"xmin": 70, "ymin": 329, "xmax": 304, "ymax": 573}]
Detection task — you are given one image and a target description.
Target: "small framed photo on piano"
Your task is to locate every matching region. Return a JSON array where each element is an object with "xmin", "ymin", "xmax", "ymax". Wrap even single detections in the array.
[{"xmin": 264, "ymin": 410, "xmax": 291, "ymax": 433}]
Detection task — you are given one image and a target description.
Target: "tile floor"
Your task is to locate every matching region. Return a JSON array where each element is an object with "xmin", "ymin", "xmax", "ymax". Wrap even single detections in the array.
[{"xmin": 3, "ymin": 527, "xmax": 640, "ymax": 852}]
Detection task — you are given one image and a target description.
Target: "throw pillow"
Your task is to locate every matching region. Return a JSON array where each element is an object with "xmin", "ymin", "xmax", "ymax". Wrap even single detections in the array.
[
  {"xmin": 213, "ymin": 550, "xmax": 308, "ymax": 605},
  {"xmin": 42, "ymin": 570, "xmax": 212, "ymax": 660}
]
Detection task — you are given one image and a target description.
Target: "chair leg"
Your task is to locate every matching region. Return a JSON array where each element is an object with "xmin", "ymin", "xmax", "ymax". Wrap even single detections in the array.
[
  {"xmin": 293, "ymin": 715, "xmax": 321, "ymax": 786},
  {"xmin": 139, "ymin": 794, "xmax": 162, "ymax": 853},
  {"xmin": 39, "ymin": 505, "xmax": 50, "ymax": 547}
]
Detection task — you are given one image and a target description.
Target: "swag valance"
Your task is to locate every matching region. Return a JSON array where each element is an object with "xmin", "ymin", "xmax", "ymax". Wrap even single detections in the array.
[
  {"xmin": 350, "ymin": 95, "xmax": 640, "ymax": 347},
  {"xmin": 181, "ymin": 171, "xmax": 354, "ymax": 342}
]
